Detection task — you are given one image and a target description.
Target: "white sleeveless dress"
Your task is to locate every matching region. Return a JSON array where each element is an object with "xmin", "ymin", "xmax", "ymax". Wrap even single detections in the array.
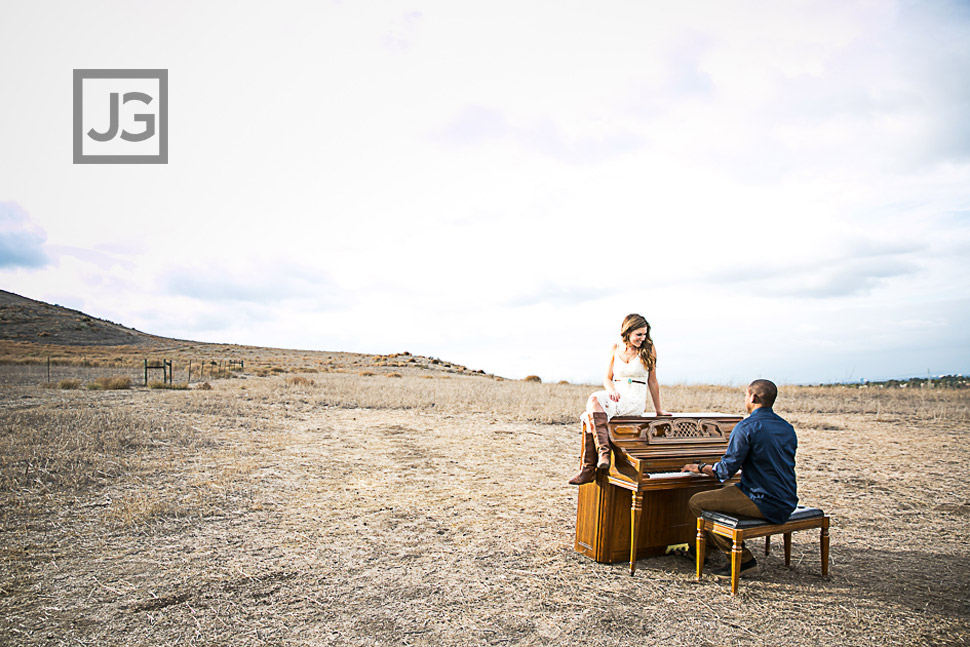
[{"xmin": 587, "ymin": 348, "xmax": 650, "ymax": 419}]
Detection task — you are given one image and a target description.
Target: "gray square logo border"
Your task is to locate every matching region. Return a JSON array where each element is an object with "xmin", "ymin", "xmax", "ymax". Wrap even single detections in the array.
[{"xmin": 73, "ymin": 69, "xmax": 168, "ymax": 164}]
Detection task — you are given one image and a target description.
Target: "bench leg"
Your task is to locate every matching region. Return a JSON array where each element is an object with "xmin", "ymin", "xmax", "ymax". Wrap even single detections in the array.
[
  {"xmin": 731, "ymin": 533, "xmax": 743, "ymax": 595},
  {"xmin": 821, "ymin": 525, "xmax": 829, "ymax": 577},
  {"xmin": 784, "ymin": 532, "xmax": 792, "ymax": 567},
  {"xmin": 696, "ymin": 518, "xmax": 706, "ymax": 579},
  {"xmin": 765, "ymin": 534, "xmax": 771, "ymax": 556}
]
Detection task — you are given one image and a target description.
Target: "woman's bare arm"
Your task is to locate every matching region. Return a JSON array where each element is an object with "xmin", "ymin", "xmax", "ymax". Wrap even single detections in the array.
[
  {"xmin": 647, "ymin": 352, "xmax": 669, "ymax": 415},
  {"xmin": 603, "ymin": 344, "xmax": 620, "ymax": 401}
]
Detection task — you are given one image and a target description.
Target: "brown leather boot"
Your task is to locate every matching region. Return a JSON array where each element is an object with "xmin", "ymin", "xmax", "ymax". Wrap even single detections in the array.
[
  {"xmin": 568, "ymin": 420, "xmax": 597, "ymax": 485},
  {"xmin": 591, "ymin": 412, "xmax": 612, "ymax": 470}
]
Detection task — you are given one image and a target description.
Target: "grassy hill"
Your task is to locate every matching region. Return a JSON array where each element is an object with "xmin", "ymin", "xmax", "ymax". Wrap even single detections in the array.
[
  {"xmin": 0, "ymin": 290, "xmax": 491, "ymax": 380},
  {"xmin": 0, "ymin": 290, "xmax": 166, "ymax": 347}
]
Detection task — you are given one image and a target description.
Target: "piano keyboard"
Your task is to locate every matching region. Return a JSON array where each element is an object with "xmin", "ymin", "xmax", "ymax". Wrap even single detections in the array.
[{"xmin": 646, "ymin": 471, "xmax": 698, "ymax": 479}]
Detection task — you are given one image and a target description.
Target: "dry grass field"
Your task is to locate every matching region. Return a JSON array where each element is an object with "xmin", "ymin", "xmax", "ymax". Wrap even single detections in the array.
[{"xmin": 1, "ymin": 351, "xmax": 969, "ymax": 647}]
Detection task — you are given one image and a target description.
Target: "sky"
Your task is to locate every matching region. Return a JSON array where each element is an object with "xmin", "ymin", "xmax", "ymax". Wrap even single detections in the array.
[{"xmin": 1, "ymin": 0, "xmax": 969, "ymax": 385}]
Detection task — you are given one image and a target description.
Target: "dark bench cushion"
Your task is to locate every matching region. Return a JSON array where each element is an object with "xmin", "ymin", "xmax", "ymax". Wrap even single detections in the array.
[{"xmin": 701, "ymin": 504, "xmax": 824, "ymax": 529}]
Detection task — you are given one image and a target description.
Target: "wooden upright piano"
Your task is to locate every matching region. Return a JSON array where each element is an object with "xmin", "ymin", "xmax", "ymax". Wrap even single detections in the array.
[{"xmin": 574, "ymin": 413, "xmax": 742, "ymax": 574}]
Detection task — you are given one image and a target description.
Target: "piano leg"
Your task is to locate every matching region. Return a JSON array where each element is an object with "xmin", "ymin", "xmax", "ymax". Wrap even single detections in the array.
[
  {"xmin": 696, "ymin": 518, "xmax": 707, "ymax": 580},
  {"xmin": 629, "ymin": 492, "xmax": 643, "ymax": 576}
]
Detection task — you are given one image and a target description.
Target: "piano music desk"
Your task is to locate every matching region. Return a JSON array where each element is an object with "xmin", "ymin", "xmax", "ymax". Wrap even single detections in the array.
[{"xmin": 573, "ymin": 414, "xmax": 743, "ymax": 575}]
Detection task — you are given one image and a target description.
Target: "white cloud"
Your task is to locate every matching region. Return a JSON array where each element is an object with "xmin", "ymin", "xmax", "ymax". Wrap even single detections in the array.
[
  {"xmin": 0, "ymin": 0, "xmax": 968, "ymax": 384},
  {"xmin": 439, "ymin": 106, "xmax": 646, "ymax": 164},
  {"xmin": 0, "ymin": 203, "xmax": 49, "ymax": 269}
]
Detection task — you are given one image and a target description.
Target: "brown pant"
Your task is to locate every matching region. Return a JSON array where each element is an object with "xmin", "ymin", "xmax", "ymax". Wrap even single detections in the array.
[{"xmin": 688, "ymin": 485, "xmax": 763, "ymax": 562}]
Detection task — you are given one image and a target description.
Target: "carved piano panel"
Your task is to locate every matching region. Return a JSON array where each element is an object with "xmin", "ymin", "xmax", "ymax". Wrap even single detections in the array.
[{"xmin": 610, "ymin": 416, "xmax": 732, "ymax": 444}]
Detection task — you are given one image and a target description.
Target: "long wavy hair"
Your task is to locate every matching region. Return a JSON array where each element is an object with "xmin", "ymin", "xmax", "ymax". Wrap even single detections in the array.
[{"xmin": 620, "ymin": 313, "xmax": 656, "ymax": 372}]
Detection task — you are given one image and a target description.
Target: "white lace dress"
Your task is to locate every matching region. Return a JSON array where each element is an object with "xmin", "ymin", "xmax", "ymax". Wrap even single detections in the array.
[{"xmin": 587, "ymin": 348, "xmax": 650, "ymax": 419}]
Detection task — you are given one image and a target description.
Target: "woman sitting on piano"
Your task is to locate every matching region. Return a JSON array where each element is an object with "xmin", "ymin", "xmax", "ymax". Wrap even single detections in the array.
[{"xmin": 569, "ymin": 313, "xmax": 670, "ymax": 485}]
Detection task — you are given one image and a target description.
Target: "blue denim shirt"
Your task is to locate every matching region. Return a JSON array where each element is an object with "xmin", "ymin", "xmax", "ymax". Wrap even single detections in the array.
[{"xmin": 713, "ymin": 407, "xmax": 798, "ymax": 524}]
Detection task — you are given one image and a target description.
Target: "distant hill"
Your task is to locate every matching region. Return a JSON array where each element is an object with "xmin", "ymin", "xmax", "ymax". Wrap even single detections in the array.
[
  {"xmin": 0, "ymin": 290, "xmax": 491, "ymax": 379},
  {"xmin": 828, "ymin": 374, "xmax": 969, "ymax": 389},
  {"xmin": 0, "ymin": 290, "xmax": 166, "ymax": 346}
]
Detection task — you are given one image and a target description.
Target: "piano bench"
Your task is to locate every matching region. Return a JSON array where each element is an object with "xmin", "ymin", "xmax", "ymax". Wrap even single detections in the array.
[{"xmin": 696, "ymin": 505, "xmax": 830, "ymax": 595}]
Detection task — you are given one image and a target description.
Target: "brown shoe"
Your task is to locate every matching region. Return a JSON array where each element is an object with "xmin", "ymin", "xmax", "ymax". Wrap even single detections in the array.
[
  {"xmin": 568, "ymin": 466, "xmax": 596, "ymax": 485},
  {"xmin": 711, "ymin": 558, "xmax": 758, "ymax": 579},
  {"xmin": 568, "ymin": 417, "xmax": 597, "ymax": 485},
  {"xmin": 591, "ymin": 412, "xmax": 612, "ymax": 470}
]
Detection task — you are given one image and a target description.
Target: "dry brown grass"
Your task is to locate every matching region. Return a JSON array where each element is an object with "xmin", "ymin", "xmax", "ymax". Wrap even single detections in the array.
[
  {"xmin": 87, "ymin": 376, "xmax": 132, "ymax": 390},
  {"xmin": 148, "ymin": 381, "xmax": 189, "ymax": 390},
  {"xmin": 1, "ymin": 365, "xmax": 968, "ymax": 647},
  {"xmin": 0, "ymin": 336, "xmax": 496, "ymax": 393}
]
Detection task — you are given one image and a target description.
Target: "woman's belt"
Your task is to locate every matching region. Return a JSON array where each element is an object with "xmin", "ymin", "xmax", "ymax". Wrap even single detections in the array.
[{"xmin": 614, "ymin": 378, "xmax": 647, "ymax": 385}]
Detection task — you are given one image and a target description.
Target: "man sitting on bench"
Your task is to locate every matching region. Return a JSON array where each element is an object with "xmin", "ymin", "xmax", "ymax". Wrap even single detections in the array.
[{"xmin": 681, "ymin": 379, "xmax": 798, "ymax": 578}]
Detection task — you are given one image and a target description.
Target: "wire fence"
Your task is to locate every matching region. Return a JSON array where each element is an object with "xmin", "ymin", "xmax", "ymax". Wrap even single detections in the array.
[{"xmin": 0, "ymin": 358, "xmax": 244, "ymax": 387}]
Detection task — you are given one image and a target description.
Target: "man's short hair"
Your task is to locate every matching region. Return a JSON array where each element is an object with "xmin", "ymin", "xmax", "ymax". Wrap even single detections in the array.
[{"xmin": 748, "ymin": 379, "xmax": 778, "ymax": 407}]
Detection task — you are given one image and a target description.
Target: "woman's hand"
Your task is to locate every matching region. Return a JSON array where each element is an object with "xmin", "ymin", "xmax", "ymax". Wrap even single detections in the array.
[{"xmin": 607, "ymin": 386, "xmax": 621, "ymax": 402}]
